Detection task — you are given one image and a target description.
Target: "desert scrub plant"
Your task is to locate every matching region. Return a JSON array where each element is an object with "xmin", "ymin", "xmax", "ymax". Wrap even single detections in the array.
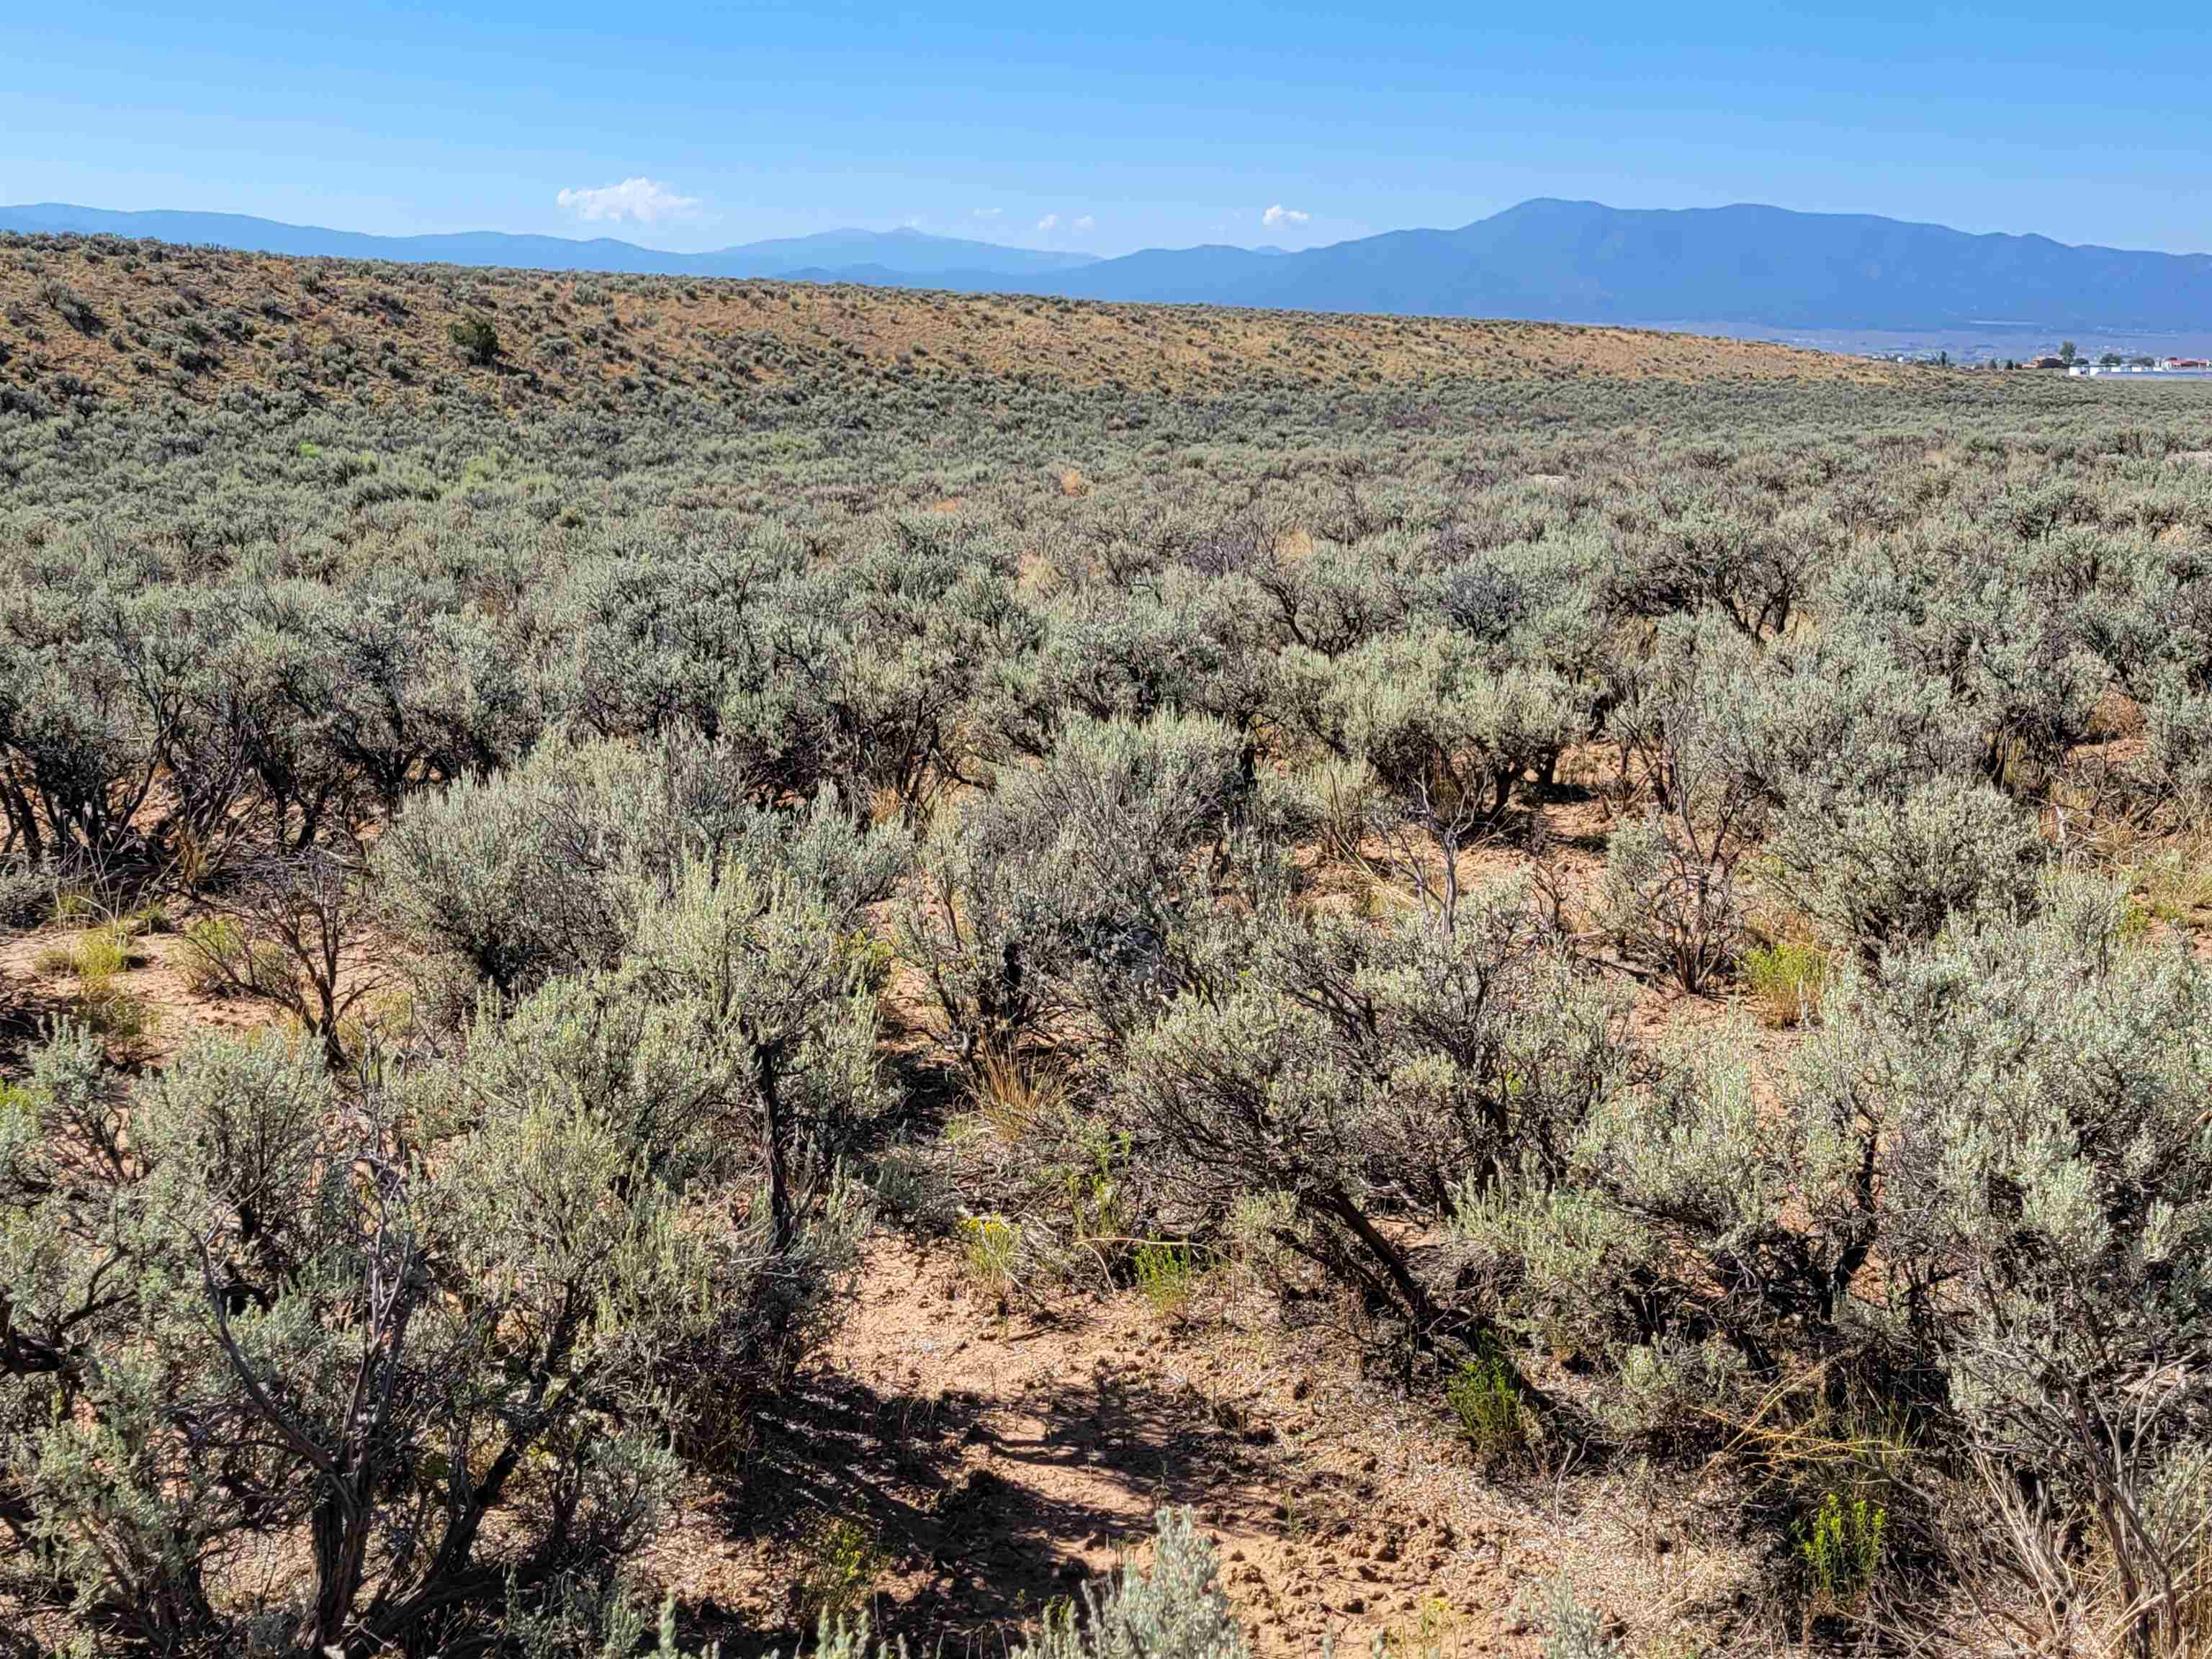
[
  {"xmin": 1300, "ymin": 752, "xmax": 1380, "ymax": 866},
  {"xmin": 377, "ymin": 729, "xmax": 906, "ymax": 1002},
  {"xmin": 51, "ymin": 891, "xmax": 107, "ymax": 926},
  {"xmin": 22, "ymin": 243, "xmax": 2212, "ymax": 1653},
  {"xmin": 1737, "ymin": 935, "xmax": 1827, "ymax": 1027},
  {"xmin": 1132, "ymin": 1241, "xmax": 1198, "ymax": 1317},
  {"xmin": 961, "ymin": 1212, "xmax": 1025, "ymax": 1305},
  {"xmin": 1059, "ymin": 1129, "xmax": 1140, "ymax": 1263},
  {"xmin": 1791, "ymin": 879, "xmax": 2212, "ymax": 1655},
  {"xmin": 902, "ymin": 711, "xmax": 1277, "ymax": 1058},
  {"xmin": 77, "ymin": 978, "xmax": 157, "ymax": 1048},
  {"xmin": 184, "ymin": 847, "xmax": 380, "ymax": 1068},
  {"xmin": 1795, "ymin": 1489, "xmax": 1887, "ymax": 1617},
  {"xmin": 1447, "ymin": 1335, "xmax": 1535, "ymax": 1466},
  {"xmin": 176, "ymin": 914, "xmax": 238, "ymax": 992},
  {"xmin": 36, "ymin": 276, "xmax": 101, "ymax": 334},
  {"xmin": 1010, "ymin": 1507, "xmax": 1248, "ymax": 1659},
  {"xmin": 1380, "ymin": 1595, "xmax": 1466, "ymax": 1659},
  {"xmin": 1115, "ymin": 886, "xmax": 1627, "ymax": 1345},
  {"xmin": 794, "ymin": 1514, "xmax": 889, "ymax": 1625},
  {"xmin": 1454, "ymin": 1029, "xmax": 1854, "ymax": 1452},
  {"xmin": 32, "ymin": 927, "xmax": 121, "ymax": 981},
  {"xmin": 1316, "ymin": 628, "xmax": 1586, "ymax": 930},
  {"xmin": 1597, "ymin": 813, "xmax": 1743, "ymax": 992},
  {"xmin": 69, "ymin": 923, "xmax": 130, "ymax": 982},
  {"xmin": 1536, "ymin": 1577, "xmax": 1622, "ymax": 1659},
  {"xmin": 0, "ymin": 935, "xmax": 871, "ymax": 1654},
  {"xmin": 449, "ymin": 312, "xmax": 500, "ymax": 364},
  {"xmin": 177, "ymin": 913, "xmax": 291, "ymax": 997},
  {"xmin": 0, "ymin": 863, "xmax": 50, "ymax": 927},
  {"xmin": 1766, "ymin": 773, "xmax": 2047, "ymax": 963},
  {"xmin": 1597, "ymin": 611, "xmax": 1778, "ymax": 989},
  {"xmin": 333, "ymin": 983, "xmax": 425, "ymax": 1058}
]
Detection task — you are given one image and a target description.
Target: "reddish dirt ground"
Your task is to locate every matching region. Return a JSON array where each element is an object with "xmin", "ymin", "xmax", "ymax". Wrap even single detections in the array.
[{"xmin": 637, "ymin": 1231, "xmax": 1760, "ymax": 1658}]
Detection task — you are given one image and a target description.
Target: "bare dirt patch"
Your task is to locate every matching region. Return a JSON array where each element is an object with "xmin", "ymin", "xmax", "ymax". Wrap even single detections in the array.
[{"xmin": 638, "ymin": 1234, "xmax": 1758, "ymax": 1657}]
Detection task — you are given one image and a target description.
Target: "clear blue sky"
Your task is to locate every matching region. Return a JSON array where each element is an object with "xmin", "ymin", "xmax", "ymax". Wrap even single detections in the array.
[{"xmin": 11, "ymin": 1, "xmax": 2211, "ymax": 256}]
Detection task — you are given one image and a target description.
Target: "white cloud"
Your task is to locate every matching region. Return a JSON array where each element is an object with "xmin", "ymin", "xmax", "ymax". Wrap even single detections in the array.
[
  {"xmin": 1036, "ymin": 213, "xmax": 1058, "ymax": 232},
  {"xmin": 1262, "ymin": 204, "xmax": 1310, "ymax": 228},
  {"xmin": 555, "ymin": 177, "xmax": 701, "ymax": 226},
  {"xmin": 1073, "ymin": 215, "xmax": 1095, "ymax": 232},
  {"xmin": 972, "ymin": 207, "xmax": 1002, "ymax": 220}
]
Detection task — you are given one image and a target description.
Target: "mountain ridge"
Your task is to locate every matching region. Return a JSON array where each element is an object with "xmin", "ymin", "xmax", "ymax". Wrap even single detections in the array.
[
  {"xmin": 9, "ymin": 197, "xmax": 2211, "ymax": 330},
  {"xmin": 0, "ymin": 203, "xmax": 1100, "ymax": 280}
]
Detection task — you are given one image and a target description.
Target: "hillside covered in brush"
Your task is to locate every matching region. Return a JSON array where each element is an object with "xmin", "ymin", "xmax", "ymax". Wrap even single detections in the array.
[{"xmin": 0, "ymin": 228, "xmax": 1898, "ymax": 424}]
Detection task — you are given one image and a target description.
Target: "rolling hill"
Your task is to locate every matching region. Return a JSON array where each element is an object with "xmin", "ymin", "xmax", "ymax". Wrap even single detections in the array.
[{"xmin": 0, "ymin": 231, "xmax": 1896, "ymax": 420}]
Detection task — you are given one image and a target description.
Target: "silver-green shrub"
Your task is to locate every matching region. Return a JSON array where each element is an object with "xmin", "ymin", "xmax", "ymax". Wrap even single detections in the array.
[
  {"xmin": 377, "ymin": 727, "xmax": 906, "ymax": 998},
  {"xmin": 1010, "ymin": 1509, "xmax": 1249, "ymax": 1659},
  {"xmin": 904, "ymin": 711, "xmax": 1285, "ymax": 1058},
  {"xmin": 1118, "ymin": 884, "xmax": 1627, "ymax": 1338},
  {"xmin": 1766, "ymin": 773, "xmax": 2049, "ymax": 960}
]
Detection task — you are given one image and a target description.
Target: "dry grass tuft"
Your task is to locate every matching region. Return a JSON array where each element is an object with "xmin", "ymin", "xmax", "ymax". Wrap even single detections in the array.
[{"xmin": 967, "ymin": 1050, "xmax": 1065, "ymax": 1143}]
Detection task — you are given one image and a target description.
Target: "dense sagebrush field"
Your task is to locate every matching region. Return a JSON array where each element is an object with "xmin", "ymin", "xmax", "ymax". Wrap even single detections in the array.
[{"xmin": 4, "ymin": 230, "xmax": 2212, "ymax": 1659}]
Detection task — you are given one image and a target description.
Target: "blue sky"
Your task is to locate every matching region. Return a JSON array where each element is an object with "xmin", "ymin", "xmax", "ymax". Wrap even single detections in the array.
[{"xmin": 11, "ymin": 1, "xmax": 2211, "ymax": 256}]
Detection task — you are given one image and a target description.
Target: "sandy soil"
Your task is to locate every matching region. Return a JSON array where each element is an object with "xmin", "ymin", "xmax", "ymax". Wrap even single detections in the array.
[{"xmin": 637, "ymin": 1230, "xmax": 1763, "ymax": 1658}]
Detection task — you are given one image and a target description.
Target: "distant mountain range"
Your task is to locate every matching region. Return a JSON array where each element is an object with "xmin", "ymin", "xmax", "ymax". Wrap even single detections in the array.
[
  {"xmin": 8, "ymin": 197, "xmax": 2211, "ymax": 331},
  {"xmin": 0, "ymin": 203, "xmax": 1100, "ymax": 281}
]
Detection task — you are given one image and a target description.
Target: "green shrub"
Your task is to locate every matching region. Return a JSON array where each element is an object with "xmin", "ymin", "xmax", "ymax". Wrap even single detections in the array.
[
  {"xmin": 1598, "ymin": 814, "xmax": 1742, "ymax": 992},
  {"xmin": 378, "ymin": 730, "xmax": 906, "ymax": 1002},
  {"xmin": 1768, "ymin": 773, "xmax": 2046, "ymax": 961},
  {"xmin": 179, "ymin": 909, "xmax": 299, "ymax": 1002},
  {"xmin": 1795, "ymin": 1490, "xmax": 1887, "ymax": 1613},
  {"xmin": 449, "ymin": 313, "xmax": 500, "ymax": 364},
  {"xmin": 1800, "ymin": 884, "xmax": 2208, "ymax": 1650},
  {"xmin": 76, "ymin": 925, "xmax": 128, "ymax": 981},
  {"xmin": 961, "ymin": 1213, "xmax": 1023, "ymax": 1304},
  {"xmin": 1301, "ymin": 752, "xmax": 1379, "ymax": 865},
  {"xmin": 0, "ymin": 847, "xmax": 875, "ymax": 1650},
  {"xmin": 1598, "ymin": 611, "xmax": 1776, "ymax": 990},
  {"xmin": 1132, "ymin": 1241, "xmax": 1197, "ymax": 1316},
  {"xmin": 794, "ymin": 1515, "xmax": 888, "ymax": 1625},
  {"xmin": 1447, "ymin": 1336, "xmax": 1533, "ymax": 1464},
  {"xmin": 78, "ymin": 981, "xmax": 157, "ymax": 1047},
  {"xmin": 1118, "ymin": 888, "xmax": 1627, "ymax": 1341},
  {"xmin": 1320, "ymin": 628, "xmax": 1586, "ymax": 927},
  {"xmin": 902, "ymin": 711, "xmax": 1275, "ymax": 1056},
  {"xmin": 1738, "ymin": 935, "xmax": 1827, "ymax": 1027}
]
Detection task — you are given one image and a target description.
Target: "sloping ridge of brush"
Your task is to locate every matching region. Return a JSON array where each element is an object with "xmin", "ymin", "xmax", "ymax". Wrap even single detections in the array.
[{"xmin": 0, "ymin": 230, "xmax": 1903, "ymax": 416}]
